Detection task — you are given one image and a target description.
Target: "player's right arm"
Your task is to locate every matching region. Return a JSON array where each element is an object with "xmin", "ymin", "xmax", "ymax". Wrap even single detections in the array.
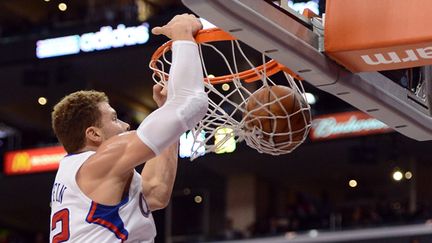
[{"xmin": 77, "ymin": 14, "xmax": 207, "ymax": 204}]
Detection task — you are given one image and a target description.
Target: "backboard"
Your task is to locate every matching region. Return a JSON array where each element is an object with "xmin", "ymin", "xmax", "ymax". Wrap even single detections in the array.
[{"xmin": 181, "ymin": 0, "xmax": 432, "ymax": 141}]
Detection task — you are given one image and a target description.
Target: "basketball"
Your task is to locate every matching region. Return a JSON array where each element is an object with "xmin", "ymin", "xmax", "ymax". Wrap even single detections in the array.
[{"xmin": 243, "ymin": 85, "xmax": 311, "ymax": 149}]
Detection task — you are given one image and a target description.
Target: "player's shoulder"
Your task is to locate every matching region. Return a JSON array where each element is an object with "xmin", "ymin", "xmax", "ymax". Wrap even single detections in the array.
[{"xmin": 58, "ymin": 151, "xmax": 95, "ymax": 172}]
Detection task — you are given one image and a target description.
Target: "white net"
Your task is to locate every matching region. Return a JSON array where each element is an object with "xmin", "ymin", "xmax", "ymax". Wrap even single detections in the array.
[{"xmin": 150, "ymin": 33, "xmax": 312, "ymax": 160}]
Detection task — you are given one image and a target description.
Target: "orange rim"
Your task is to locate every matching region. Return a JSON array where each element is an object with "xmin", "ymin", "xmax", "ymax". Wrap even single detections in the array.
[{"xmin": 150, "ymin": 28, "xmax": 302, "ymax": 84}]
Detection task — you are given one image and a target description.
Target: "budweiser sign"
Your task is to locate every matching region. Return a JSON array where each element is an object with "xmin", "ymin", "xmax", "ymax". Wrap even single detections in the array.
[
  {"xmin": 310, "ymin": 111, "xmax": 393, "ymax": 141},
  {"xmin": 4, "ymin": 146, "xmax": 66, "ymax": 175}
]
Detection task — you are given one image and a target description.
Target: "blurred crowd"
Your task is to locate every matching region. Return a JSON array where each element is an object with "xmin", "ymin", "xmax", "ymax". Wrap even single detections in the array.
[
  {"xmin": 219, "ymin": 192, "xmax": 432, "ymax": 240},
  {"xmin": 2, "ymin": 194, "xmax": 432, "ymax": 242}
]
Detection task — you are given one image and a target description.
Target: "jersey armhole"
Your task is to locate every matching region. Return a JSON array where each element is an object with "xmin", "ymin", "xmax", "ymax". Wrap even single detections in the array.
[{"xmin": 69, "ymin": 152, "xmax": 95, "ymax": 204}]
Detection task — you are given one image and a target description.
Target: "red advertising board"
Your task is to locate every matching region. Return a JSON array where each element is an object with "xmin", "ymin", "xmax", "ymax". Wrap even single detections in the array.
[
  {"xmin": 310, "ymin": 111, "xmax": 393, "ymax": 141},
  {"xmin": 4, "ymin": 146, "xmax": 66, "ymax": 175}
]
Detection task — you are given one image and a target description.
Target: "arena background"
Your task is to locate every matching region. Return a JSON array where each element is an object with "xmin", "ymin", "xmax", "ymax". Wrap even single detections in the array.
[{"xmin": 1, "ymin": 0, "xmax": 432, "ymax": 242}]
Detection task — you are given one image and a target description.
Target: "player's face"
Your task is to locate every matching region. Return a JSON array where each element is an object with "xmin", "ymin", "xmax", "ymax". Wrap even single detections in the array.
[{"xmin": 97, "ymin": 102, "xmax": 130, "ymax": 141}]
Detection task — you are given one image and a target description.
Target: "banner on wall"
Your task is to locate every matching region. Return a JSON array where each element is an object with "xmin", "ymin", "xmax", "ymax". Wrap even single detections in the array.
[
  {"xmin": 4, "ymin": 146, "xmax": 66, "ymax": 175},
  {"xmin": 310, "ymin": 111, "xmax": 393, "ymax": 141},
  {"xmin": 36, "ymin": 23, "xmax": 150, "ymax": 59}
]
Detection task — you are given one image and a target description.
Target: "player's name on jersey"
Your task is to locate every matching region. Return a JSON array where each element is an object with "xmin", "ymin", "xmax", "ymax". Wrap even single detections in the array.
[{"xmin": 51, "ymin": 182, "xmax": 68, "ymax": 204}]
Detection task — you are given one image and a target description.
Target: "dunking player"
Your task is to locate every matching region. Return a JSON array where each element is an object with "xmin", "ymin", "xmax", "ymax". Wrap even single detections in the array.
[{"xmin": 49, "ymin": 14, "xmax": 207, "ymax": 242}]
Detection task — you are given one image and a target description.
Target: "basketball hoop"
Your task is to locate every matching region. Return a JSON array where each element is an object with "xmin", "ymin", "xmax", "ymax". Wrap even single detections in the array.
[{"xmin": 150, "ymin": 28, "xmax": 312, "ymax": 160}]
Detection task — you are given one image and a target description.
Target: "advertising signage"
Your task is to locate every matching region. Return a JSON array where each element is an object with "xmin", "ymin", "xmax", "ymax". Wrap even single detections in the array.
[
  {"xmin": 310, "ymin": 111, "xmax": 393, "ymax": 141},
  {"xmin": 4, "ymin": 146, "xmax": 66, "ymax": 175},
  {"xmin": 36, "ymin": 23, "xmax": 150, "ymax": 59}
]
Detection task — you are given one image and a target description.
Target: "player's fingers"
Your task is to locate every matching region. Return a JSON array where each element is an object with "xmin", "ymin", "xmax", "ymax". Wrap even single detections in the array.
[
  {"xmin": 151, "ymin": 27, "xmax": 163, "ymax": 35},
  {"xmin": 160, "ymin": 85, "xmax": 168, "ymax": 96},
  {"xmin": 153, "ymin": 83, "xmax": 163, "ymax": 94}
]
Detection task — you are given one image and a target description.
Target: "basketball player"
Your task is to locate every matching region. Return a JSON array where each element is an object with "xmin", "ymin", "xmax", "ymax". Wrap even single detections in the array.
[{"xmin": 49, "ymin": 14, "xmax": 207, "ymax": 242}]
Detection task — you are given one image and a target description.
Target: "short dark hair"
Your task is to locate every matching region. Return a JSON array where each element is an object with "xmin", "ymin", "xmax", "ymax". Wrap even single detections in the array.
[{"xmin": 52, "ymin": 90, "xmax": 108, "ymax": 154}]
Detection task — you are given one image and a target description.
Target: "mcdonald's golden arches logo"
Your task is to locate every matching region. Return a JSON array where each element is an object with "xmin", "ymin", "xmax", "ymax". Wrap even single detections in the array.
[
  {"xmin": 4, "ymin": 146, "xmax": 66, "ymax": 175},
  {"xmin": 11, "ymin": 152, "xmax": 32, "ymax": 172}
]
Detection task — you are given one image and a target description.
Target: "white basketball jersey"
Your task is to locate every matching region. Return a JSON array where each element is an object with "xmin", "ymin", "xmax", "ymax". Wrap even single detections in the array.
[{"xmin": 50, "ymin": 151, "xmax": 156, "ymax": 243}]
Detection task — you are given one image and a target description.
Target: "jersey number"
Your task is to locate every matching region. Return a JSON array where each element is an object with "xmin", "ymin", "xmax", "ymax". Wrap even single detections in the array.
[{"xmin": 51, "ymin": 209, "xmax": 70, "ymax": 243}]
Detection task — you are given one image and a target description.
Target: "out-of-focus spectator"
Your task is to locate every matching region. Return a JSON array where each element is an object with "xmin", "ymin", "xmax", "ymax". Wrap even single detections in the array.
[{"xmin": 220, "ymin": 218, "xmax": 243, "ymax": 240}]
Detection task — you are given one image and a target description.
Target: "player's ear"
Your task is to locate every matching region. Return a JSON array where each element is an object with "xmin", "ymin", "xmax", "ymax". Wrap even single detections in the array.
[{"xmin": 85, "ymin": 126, "xmax": 103, "ymax": 143}]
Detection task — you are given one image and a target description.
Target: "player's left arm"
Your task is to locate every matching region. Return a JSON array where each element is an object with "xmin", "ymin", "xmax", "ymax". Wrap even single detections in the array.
[
  {"xmin": 140, "ymin": 83, "xmax": 179, "ymax": 211},
  {"xmin": 141, "ymin": 141, "xmax": 178, "ymax": 211}
]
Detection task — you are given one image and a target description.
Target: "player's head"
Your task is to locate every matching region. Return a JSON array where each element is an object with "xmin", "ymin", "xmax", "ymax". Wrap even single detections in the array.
[{"xmin": 52, "ymin": 90, "xmax": 130, "ymax": 154}]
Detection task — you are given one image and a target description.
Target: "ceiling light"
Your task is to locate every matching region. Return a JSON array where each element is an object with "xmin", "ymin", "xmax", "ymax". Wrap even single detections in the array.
[
  {"xmin": 348, "ymin": 179, "xmax": 357, "ymax": 188},
  {"xmin": 222, "ymin": 83, "xmax": 230, "ymax": 91},
  {"xmin": 38, "ymin": 97, "xmax": 47, "ymax": 105},
  {"xmin": 405, "ymin": 171, "xmax": 413, "ymax": 180},
  {"xmin": 194, "ymin": 195, "xmax": 202, "ymax": 204},
  {"xmin": 58, "ymin": 3, "xmax": 67, "ymax": 11},
  {"xmin": 393, "ymin": 170, "xmax": 403, "ymax": 181}
]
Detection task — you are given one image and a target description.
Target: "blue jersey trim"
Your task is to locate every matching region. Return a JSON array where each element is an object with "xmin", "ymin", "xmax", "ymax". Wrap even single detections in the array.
[{"xmin": 85, "ymin": 196, "xmax": 129, "ymax": 241}]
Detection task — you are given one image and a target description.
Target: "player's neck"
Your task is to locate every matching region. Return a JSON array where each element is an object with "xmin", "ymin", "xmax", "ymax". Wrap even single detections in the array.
[{"xmin": 77, "ymin": 145, "xmax": 98, "ymax": 153}]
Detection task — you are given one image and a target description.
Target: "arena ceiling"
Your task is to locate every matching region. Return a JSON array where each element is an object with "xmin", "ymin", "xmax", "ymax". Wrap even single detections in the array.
[
  {"xmin": 0, "ymin": 0, "xmax": 185, "ymax": 140},
  {"xmin": 0, "ymin": 0, "xmax": 179, "ymax": 34}
]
